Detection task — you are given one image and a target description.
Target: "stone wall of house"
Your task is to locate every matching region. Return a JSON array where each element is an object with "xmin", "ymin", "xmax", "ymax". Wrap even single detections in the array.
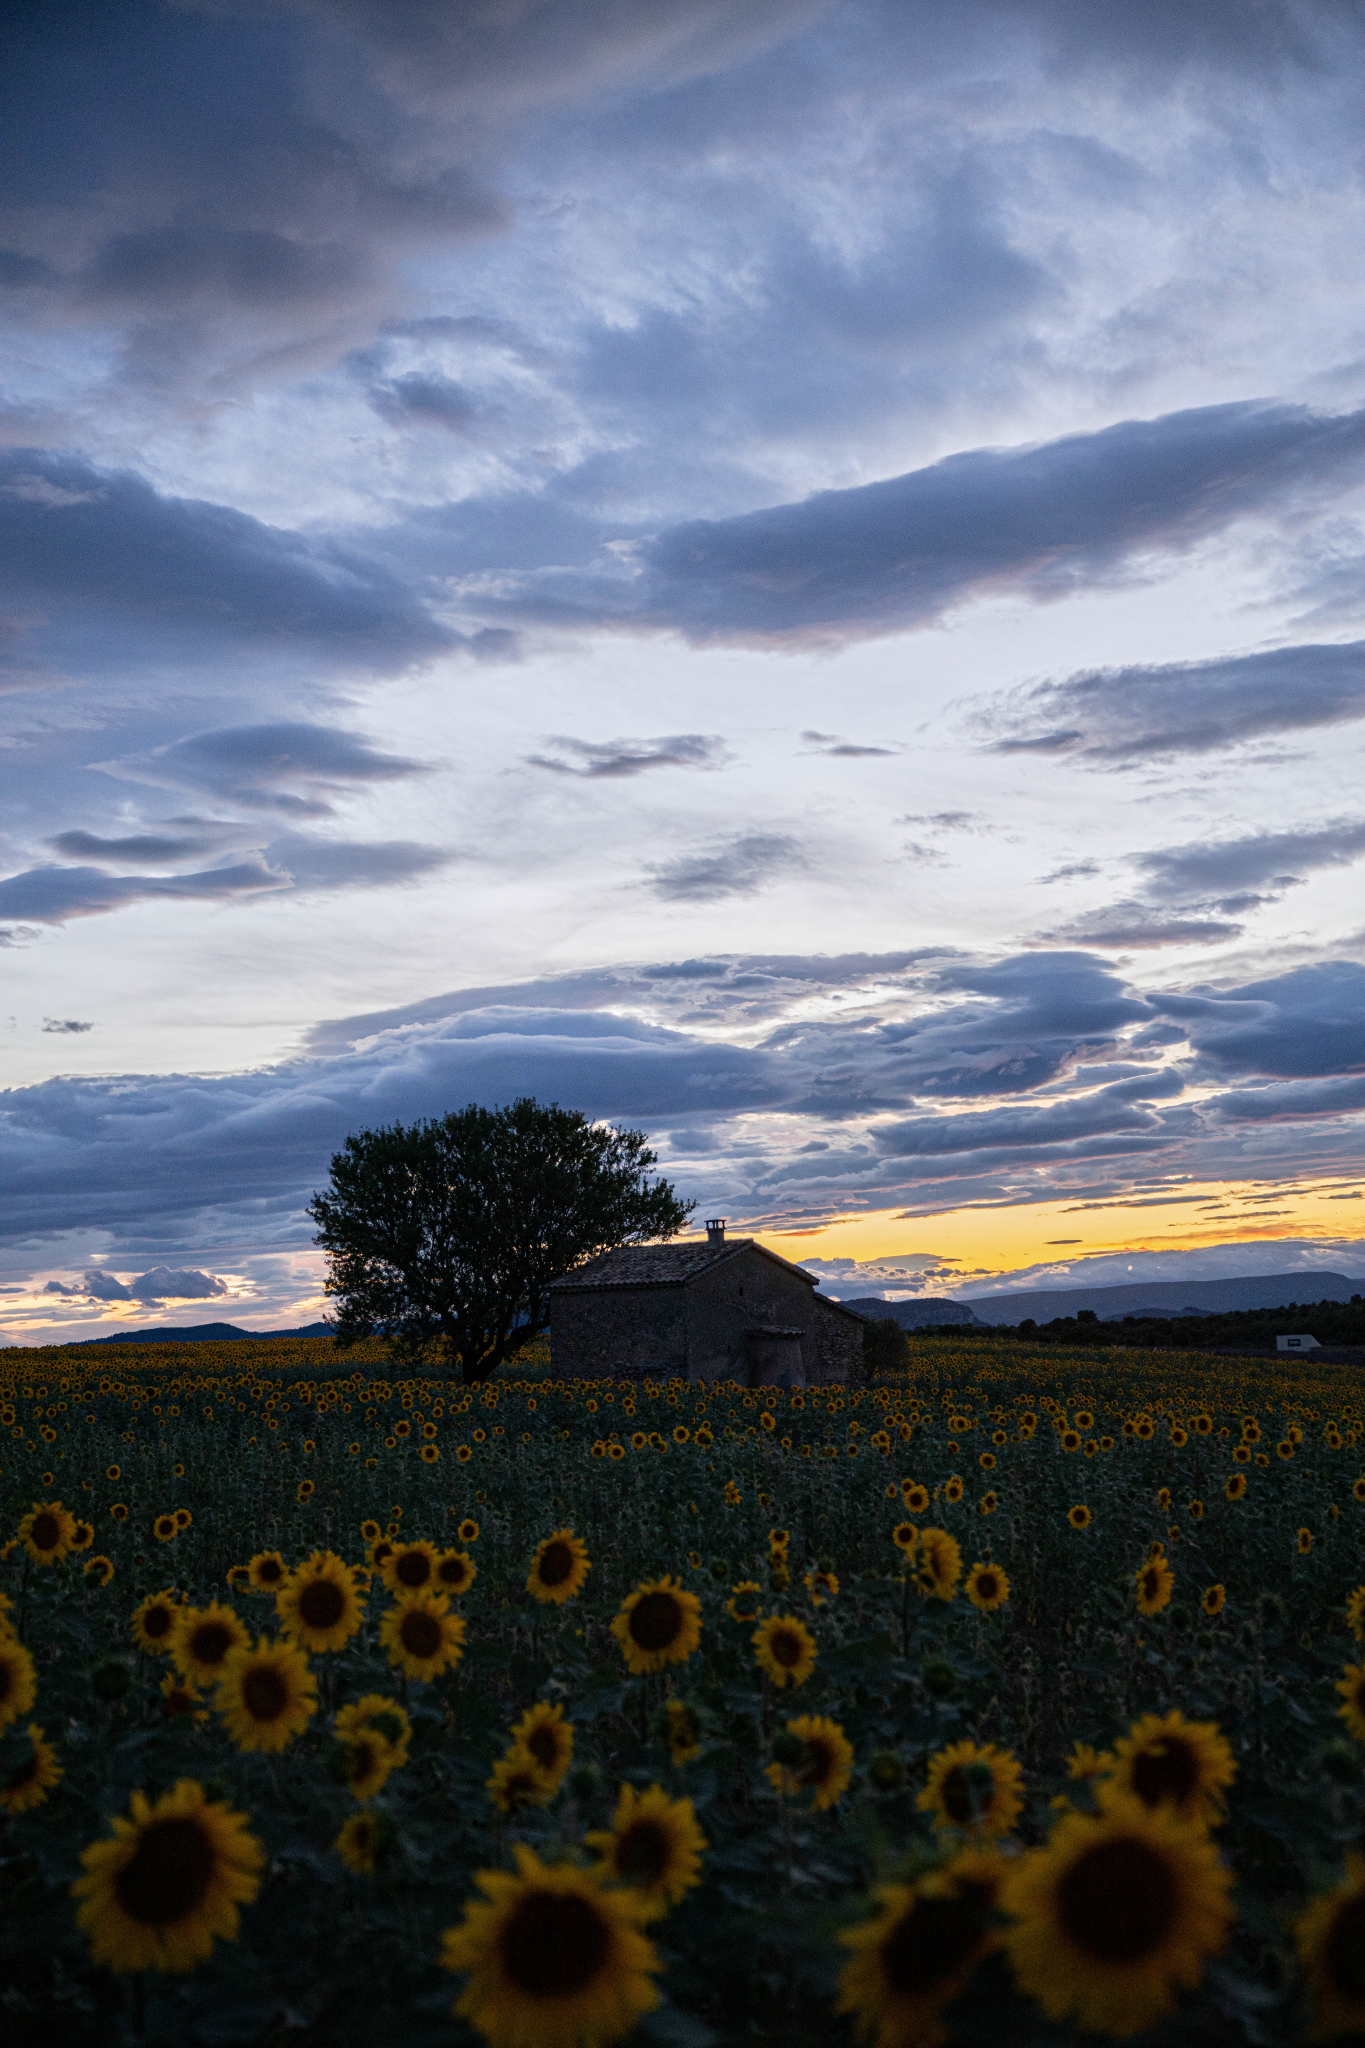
[
  {"xmin": 814, "ymin": 1295, "xmax": 866, "ymax": 1387},
  {"xmin": 550, "ymin": 1243, "xmax": 866, "ymax": 1386}
]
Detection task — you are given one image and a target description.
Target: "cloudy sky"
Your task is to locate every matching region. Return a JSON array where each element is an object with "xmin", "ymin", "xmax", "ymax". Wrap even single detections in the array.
[{"xmin": 4, "ymin": 0, "xmax": 1365, "ymax": 1338}]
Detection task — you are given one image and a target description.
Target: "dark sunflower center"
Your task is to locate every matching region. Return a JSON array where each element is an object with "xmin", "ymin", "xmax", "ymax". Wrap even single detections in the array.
[
  {"xmin": 31, "ymin": 1512, "xmax": 60, "ymax": 1550},
  {"xmin": 396, "ymin": 1551, "xmax": 431, "ymax": 1588},
  {"xmin": 157, "ymin": 1520, "xmax": 175, "ymax": 1537},
  {"xmin": 163, "ymin": 1688, "xmax": 197, "ymax": 1719},
  {"xmin": 115, "ymin": 1816, "xmax": 216, "ymax": 1927},
  {"xmin": 349, "ymin": 1737, "xmax": 380, "ymax": 1779},
  {"xmin": 1058, "ymin": 1838, "xmax": 1177, "ymax": 1963},
  {"xmin": 299, "ymin": 1579, "xmax": 345, "ymax": 1630},
  {"xmin": 939, "ymin": 1766, "xmax": 983, "ymax": 1824},
  {"xmin": 144, "ymin": 1605, "xmax": 173, "ymax": 1638},
  {"xmin": 439, "ymin": 1560, "xmax": 467, "ymax": 1587},
  {"xmin": 977, "ymin": 1575, "xmax": 998, "ymax": 1602},
  {"xmin": 7, "ymin": 1751, "xmax": 38, "ymax": 1793},
  {"xmin": 258, "ymin": 1560, "xmax": 283, "ymax": 1584},
  {"xmin": 800, "ymin": 1738, "xmax": 836, "ymax": 1788},
  {"xmin": 242, "ymin": 1665, "xmax": 289, "ymax": 1721},
  {"xmin": 400, "ymin": 1610, "xmax": 442, "ymax": 1659},
  {"xmin": 882, "ymin": 1892, "xmax": 983, "ymax": 1996},
  {"xmin": 1131, "ymin": 1738, "xmax": 1199, "ymax": 1808},
  {"xmin": 538, "ymin": 1542, "xmax": 574, "ymax": 1587},
  {"xmin": 630, "ymin": 1592, "xmax": 683, "ymax": 1651},
  {"xmin": 770, "ymin": 1627, "xmax": 802, "ymax": 1668},
  {"xmin": 615, "ymin": 1818, "xmax": 670, "ymax": 1884},
  {"xmin": 499, "ymin": 1890, "xmax": 611, "ymax": 1998},
  {"xmin": 527, "ymin": 1725, "xmax": 561, "ymax": 1770},
  {"xmin": 190, "ymin": 1622, "xmax": 233, "ymax": 1667},
  {"xmin": 1325, "ymin": 1896, "xmax": 1365, "ymax": 2001},
  {"xmin": 1142, "ymin": 1569, "xmax": 1162, "ymax": 1601}
]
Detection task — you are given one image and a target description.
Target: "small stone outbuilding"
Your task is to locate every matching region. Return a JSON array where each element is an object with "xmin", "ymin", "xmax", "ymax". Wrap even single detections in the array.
[{"xmin": 548, "ymin": 1221, "xmax": 865, "ymax": 1387}]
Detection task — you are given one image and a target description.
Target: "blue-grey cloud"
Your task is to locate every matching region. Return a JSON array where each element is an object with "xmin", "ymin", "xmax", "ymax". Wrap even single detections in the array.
[
  {"xmin": 1036, "ymin": 905, "xmax": 1246, "ymax": 948},
  {"xmin": 0, "ymin": 454, "xmax": 456, "ymax": 688},
  {"xmin": 474, "ymin": 403, "xmax": 1365, "ymax": 647},
  {"xmin": 647, "ymin": 834, "xmax": 807, "ymax": 900},
  {"xmin": 0, "ymin": 861, "xmax": 288, "ymax": 927},
  {"xmin": 977, "ymin": 639, "xmax": 1365, "ymax": 760},
  {"xmin": 103, "ymin": 722, "xmax": 433, "ymax": 816},
  {"xmin": 1159, "ymin": 962, "xmax": 1365, "ymax": 1080},
  {"xmin": 1136, "ymin": 819, "xmax": 1365, "ymax": 900},
  {"xmin": 526, "ymin": 734, "xmax": 728, "ymax": 778},
  {"xmin": 41, "ymin": 1019, "xmax": 94, "ymax": 1035}
]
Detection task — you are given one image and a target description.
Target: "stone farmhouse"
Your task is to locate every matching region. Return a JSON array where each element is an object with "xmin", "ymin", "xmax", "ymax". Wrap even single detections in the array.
[{"xmin": 548, "ymin": 1220, "xmax": 866, "ymax": 1387}]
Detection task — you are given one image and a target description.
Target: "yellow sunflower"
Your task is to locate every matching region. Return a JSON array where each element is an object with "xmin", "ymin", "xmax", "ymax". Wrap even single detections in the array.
[
  {"xmin": 726, "ymin": 1580, "xmax": 764, "ymax": 1623},
  {"xmin": 337, "ymin": 1725, "xmax": 398, "ymax": 1800},
  {"xmin": 664, "ymin": 1699, "xmax": 702, "ymax": 1766},
  {"xmin": 612, "ymin": 1577, "xmax": 703, "ymax": 1675},
  {"xmin": 276, "ymin": 1551, "xmax": 364, "ymax": 1654},
  {"xmin": 587, "ymin": 1782, "xmax": 707, "ymax": 1920},
  {"xmin": 1068, "ymin": 1504, "xmax": 1092, "ymax": 1529},
  {"xmin": 214, "ymin": 1636, "xmax": 317, "ymax": 1754},
  {"xmin": 70, "ymin": 1518, "xmax": 94, "ymax": 1552},
  {"xmin": 1108, "ymin": 1711, "xmax": 1235, "ymax": 1826},
  {"xmin": 1296, "ymin": 1852, "xmax": 1365, "ymax": 2040},
  {"xmin": 434, "ymin": 1548, "xmax": 477, "ymax": 1595},
  {"xmin": 1002, "ymin": 1791, "xmax": 1233, "ymax": 2036},
  {"xmin": 336, "ymin": 1693, "xmax": 412, "ymax": 1764},
  {"xmin": 335, "ymin": 1811, "xmax": 387, "ymax": 1874},
  {"xmin": 838, "ymin": 1847, "xmax": 1006, "ymax": 2048},
  {"xmin": 912, "ymin": 1529, "xmax": 962, "ymax": 1603},
  {"xmin": 1345, "ymin": 1586, "xmax": 1365, "ymax": 1643},
  {"xmin": 919, "ymin": 1740, "xmax": 1023, "ymax": 1839},
  {"xmin": 84, "ymin": 1554, "xmax": 115, "ymax": 1587},
  {"xmin": 1, "ymin": 1724, "xmax": 62, "ymax": 1813},
  {"xmin": 379, "ymin": 1592, "xmax": 466, "ymax": 1681},
  {"xmin": 1336, "ymin": 1663, "xmax": 1365, "ymax": 1742},
  {"xmin": 0, "ymin": 1645, "xmax": 34, "ymax": 1740},
  {"xmin": 902, "ymin": 1482, "xmax": 930, "ymax": 1515},
  {"xmin": 1203, "ymin": 1584, "xmax": 1226, "ymax": 1618},
  {"xmin": 131, "ymin": 1588, "xmax": 182, "ymax": 1656},
  {"xmin": 18, "ymin": 1499, "xmax": 75, "ymax": 1565},
  {"xmin": 965, "ymin": 1562, "xmax": 1010, "ymax": 1613},
  {"xmin": 1067, "ymin": 1744, "xmax": 1113, "ymax": 1782},
  {"xmin": 752, "ymin": 1613, "xmax": 817, "ymax": 1688},
  {"xmin": 487, "ymin": 1751, "xmax": 557, "ymax": 1815},
  {"xmin": 171, "ymin": 1602, "xmax": 250, "ymax": 1690},
  {"xmin": 1134, "ymin": 1555, "xmax": 1175, "ymax": 1618},
  {"xmin": 153, "ymin": 1514, "xmax": 179, "ymax": 1544},
  {"xmin": 159, "ymin": 1674, "xmax": 207, "ymax": 1725},
  {"xmin": 526, "ymin": 1529, "xmax": 592, "ymax": 1606},
  {"xmin": 381, "ymin": 1538, "xmax": 440, "ymax": 1596},
  {"xmin": 246, "ymin": 1550, "xmax": 289, "ymax": 1594},
  {"xmin": 443, "ymin": 1844, "xmax": 660, "ymax": 2048},
  {"xmin": 767, "ymin": 1714, "xmax": 854, "ymax": 1810},
  {"xmin": 508, "ymin": 1701, "xmax": 574, "ymax": 1790},
  {"xmin": 72, "ymin": 1777, "xmax": 264, "ymax": 1974},
  {"xmin": 1225, "ymin": 1474, "xmax": 1248, "ymax": 1501},
  {"xmin": 892, "ymin": 1522, "xmax": 919, "ymax": 1553},
  {"xmin": 458, "ymin": 1518, "xmax": 480, "ymax": 1543}
]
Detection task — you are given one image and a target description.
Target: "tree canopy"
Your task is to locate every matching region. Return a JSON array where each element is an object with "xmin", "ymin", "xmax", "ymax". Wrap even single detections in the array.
[{"xmin": 307, "ymin": 1098, "xmax": 694, "ymax": 1381}]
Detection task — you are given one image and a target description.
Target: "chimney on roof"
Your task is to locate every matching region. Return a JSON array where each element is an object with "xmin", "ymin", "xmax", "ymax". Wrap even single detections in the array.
[{"xmin": 706, "ymin": 1218, "xmax": 727, "ymax": 1247}]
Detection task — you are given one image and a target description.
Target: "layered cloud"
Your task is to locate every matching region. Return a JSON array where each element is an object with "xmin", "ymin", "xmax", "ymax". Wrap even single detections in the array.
[
  {"xmin": 472, "ymin": 403, "xmax": 1365, "ymax": 648},
  {"xmin": 4, "ymin": 950, "xmax": 1362, "ymax": 1267}
]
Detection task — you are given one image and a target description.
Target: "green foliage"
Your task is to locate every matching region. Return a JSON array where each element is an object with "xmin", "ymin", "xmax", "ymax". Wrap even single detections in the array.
[
  {"xmin": 861, "ymin": 1316, "xmax": 910, "ymax": 1380},
  {"xmin": 307, "ymin": 1097, "xmax": 694, "ymax": 1381}
]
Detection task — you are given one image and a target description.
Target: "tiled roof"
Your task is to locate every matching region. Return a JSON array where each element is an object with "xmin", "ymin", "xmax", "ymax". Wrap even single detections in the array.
[{"xmin": 550, "ymin": 1238, "xmax": 758, "ymax": 1290}]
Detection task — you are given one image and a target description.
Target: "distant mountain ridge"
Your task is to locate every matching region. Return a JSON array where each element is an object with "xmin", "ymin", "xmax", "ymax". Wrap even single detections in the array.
[
  {"xmin": 962, "ymin": 1272, "xmax": 1362, "ymax": 1324},
  {"xmin": 74, "ymin": 1320, "xmax": 334, "ymax": 1345},
  {"xmin": 833, "ymin": 1296, "xmax": 982, "ymax": 1328}
]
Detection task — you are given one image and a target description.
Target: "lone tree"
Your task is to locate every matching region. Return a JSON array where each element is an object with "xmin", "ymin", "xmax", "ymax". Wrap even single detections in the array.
[{"xmin": 308, "ymin": 1098, "xmax": 693, "ymax": 1381}]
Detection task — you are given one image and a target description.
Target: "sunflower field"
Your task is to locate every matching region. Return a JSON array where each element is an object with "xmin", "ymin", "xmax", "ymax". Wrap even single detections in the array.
[{"xmin": 3, "ymin": 1330, "xmax": 1365, "ymax": 2048}]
